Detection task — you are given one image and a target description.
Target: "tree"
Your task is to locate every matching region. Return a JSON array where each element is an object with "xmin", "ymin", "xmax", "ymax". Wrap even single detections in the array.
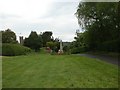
[
  {"xmin": 1, "ymin": 29, "xmax": 17, "ymax": 43},
  {"xmin": 46, "ymin": 41, "xmax": 56, "ymax": 49},
  {"xmin": 46, "ymin": 41, "xmax": 59, "ymax": 53},
  {"xmin": 70, "ymin": 31, "xmax": 87, "ymax": 54},
  {"xmin": 75, "ymin": 2, "xmax": 119, "ymax": 52},
  {"xmin": 24, "ymin": 31, "xmax": 42, "ymax": 51},
  {"xmin": 41, "ymin": 31, "xmax": 53, "ymax": 46},
  {"xmin": 38, "ymin": 34, "xmax": 43, "ymax": 47}
]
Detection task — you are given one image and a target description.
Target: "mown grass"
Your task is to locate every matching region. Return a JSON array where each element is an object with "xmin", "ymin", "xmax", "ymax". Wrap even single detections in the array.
[{"xmin": 2, "ymin": 53, "xmax": 118, "ymax": 88}]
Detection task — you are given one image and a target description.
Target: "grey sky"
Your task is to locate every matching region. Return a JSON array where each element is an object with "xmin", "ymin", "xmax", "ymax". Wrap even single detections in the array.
[{"xmin": 0, "ymin": 0, "xmax": 81, "ymax": 42}]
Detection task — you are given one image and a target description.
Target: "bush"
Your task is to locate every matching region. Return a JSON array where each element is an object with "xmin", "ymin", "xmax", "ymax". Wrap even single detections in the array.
[
  {"xmin": 71, "ymin": 48, "xmax": 79, "ymax": 54},
  {"xmin": 71, "ymin": 47, "xmax": 87, "ymax": 54},
  {"xmin": 97, "ymin": 39, "xmax": 119, "ymax": 52},
  {"xmin": 63, "ymin": 46, "xmax": 70, "ymax": 55},
  {"xmin": 2, "ymin": 43, "xmax": 32, "ymax": 56}
]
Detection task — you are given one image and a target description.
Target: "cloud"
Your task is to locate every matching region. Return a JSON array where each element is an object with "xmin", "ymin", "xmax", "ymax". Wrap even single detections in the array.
[
  {"xmin": 0, "ymin": 0, "xmax": 53, "ymax": 19},
  {"xmin": 0, "ymin": 0, "xmax": 80, "ymax": 42},
  {"xmin": 0, "ymin": 13, "xmax": 21, "ymax": 19}
]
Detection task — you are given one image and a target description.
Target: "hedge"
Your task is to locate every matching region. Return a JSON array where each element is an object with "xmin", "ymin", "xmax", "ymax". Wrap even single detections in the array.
[
  {"xmin": 97, "ymin": 39, "xmax": 119, "ymax": 52},
  {"xmin": 2, "ymin": 43, "xmax": 32, "ymax": 56},
  {"xmin": 71, "ymin": 46, "xmax": 87, "ymax": 54}
]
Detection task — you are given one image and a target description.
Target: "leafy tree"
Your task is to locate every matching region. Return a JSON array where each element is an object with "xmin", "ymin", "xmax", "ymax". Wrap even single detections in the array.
[
  {"xmin": 70, "ymin": 31, "xmax": 87, "ymax": 54},
  {"xmin": 1, "ymin": 29, "xmax": 17, "ymax": 43},
  {"xmin": 38, "ymin": 34, "xmax": 43, "ymax": 47},
  {"xmin": 63, "ymin": 45, "xmax": 70, "ymax": 52},
  {"xmin": 75, "ymin": 2, "xmax": 119, "ymax": 52},
  {"xmin": 46, "ymin": 41, "xmax": 59, "ymax": 53},
  {"xmin": 41, "ymin": 31, "xmax": 53, "ymax": 46},
  {"xmin": 46, "ymin": 41, "xmax": 56, "ymax": 49},
  {"xmin": 24, "ymin": 31, "xmax": 42, "ymax": 52},
  {"xmin": 54, "ymin": 38, "xmax": 60, "ymax": 52}
]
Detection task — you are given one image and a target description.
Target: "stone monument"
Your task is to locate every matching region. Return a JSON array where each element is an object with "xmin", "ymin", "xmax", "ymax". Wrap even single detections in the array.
[{"xmin": 58, "ymin": 40, "xmax": 63, "ymax": 54}]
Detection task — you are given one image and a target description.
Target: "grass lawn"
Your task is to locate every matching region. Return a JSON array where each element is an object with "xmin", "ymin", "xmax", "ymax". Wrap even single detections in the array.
[{"xmin": 2, "ymin": 53, "xmax": 118, "ymax": 88}]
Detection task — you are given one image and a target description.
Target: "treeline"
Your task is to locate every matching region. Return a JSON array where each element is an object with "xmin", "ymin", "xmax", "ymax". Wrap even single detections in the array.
[
  {"xmin": 1, "ymin": 29, "xmax": 31, "ymax": 56},
  {"xmin": 1, "ymin": 2, "xmax": 119, "ymax": 55},
  {"xmin": 70, "ymin": 2, "xmax": 120, "ymax": 53},
  {"xmin": 1, "ymin": 29, "xmax": 61, "ymax": 55},
  {"xmin": 23, "ymin": 30, "xmax": 60, "ymax": 52}
]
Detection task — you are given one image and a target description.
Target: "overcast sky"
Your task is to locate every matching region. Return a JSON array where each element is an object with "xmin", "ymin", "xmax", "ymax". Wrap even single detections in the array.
[{"xmin": 0, "ymin": 0, "xmax": 82, "ymax": 42}]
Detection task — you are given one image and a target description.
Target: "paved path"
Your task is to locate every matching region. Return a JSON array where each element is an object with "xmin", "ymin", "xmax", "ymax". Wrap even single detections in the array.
[{"xmin": 78, "ymin": 54, "xmax": 119, "ymax": 66}]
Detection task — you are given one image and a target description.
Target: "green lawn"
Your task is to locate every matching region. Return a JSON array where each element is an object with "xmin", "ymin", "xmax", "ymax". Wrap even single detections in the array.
[{"xmin": 2, "ymin": 53, "xmax": 118, "ymax": 88}]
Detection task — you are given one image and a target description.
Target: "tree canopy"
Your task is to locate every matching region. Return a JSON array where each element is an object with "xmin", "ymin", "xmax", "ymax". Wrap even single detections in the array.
[
  {"xmin": 74, "ymin": 2, "xmax": 119, "ymax": 52},
  {"xmin": 1, "ymin": 29, "xmax": 17, "ymax": 43},
  {"xmin": 41, "ymin": 31, "xmax": 53, "ymax": 46},
  {"xmin": 24, "ymin": 31, "xmax": 42, "ymax": 52}
]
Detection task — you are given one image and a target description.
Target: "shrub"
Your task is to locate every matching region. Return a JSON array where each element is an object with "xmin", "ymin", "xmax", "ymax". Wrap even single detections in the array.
[
  {"xmin": 71, "ymin": 47, "xmax": 87, "ymax": 54},
  {"xmin": 71, "ymin": 47, "xmax": 80, "ymax": 54},
  {"xmin": 97, "ymin": 39, "xmax": 119, "ymax": 52},
  {"xmin": 2, "ymin": 43, "xmax": 32, "ymax": 56},
  {"xmin": 63, "ymin": 46, "xmax": 70, "ymax": 55}
]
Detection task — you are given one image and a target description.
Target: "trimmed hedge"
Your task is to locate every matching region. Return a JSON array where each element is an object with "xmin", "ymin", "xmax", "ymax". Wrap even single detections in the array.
[
  {"xmin": 2, "ymin": 43, "xmax": 32, "ymax": 56},
  {"xmin": 97, "ymin": 39, "xmax": 119, "ymax": 52},
  {"xmin": 71, "ymin": 47, "xmax": 87, "ymax": 54}
]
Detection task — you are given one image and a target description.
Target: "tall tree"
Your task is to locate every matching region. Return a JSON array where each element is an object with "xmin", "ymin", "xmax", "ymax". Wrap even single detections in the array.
[
  {"xmin": 41, "ymin": 31, "xmax": 53, "ymax": 46},
  {"xmin": 75, "ymin": 2, "xmax": 119, "ymax": 52},
  {"xmin": 1, "ymin": 29, "xmax": 17, "ymax": 43},
  {"xmin": 24, "ymin": 31, "xmax": 42, "ymax": 51}
]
